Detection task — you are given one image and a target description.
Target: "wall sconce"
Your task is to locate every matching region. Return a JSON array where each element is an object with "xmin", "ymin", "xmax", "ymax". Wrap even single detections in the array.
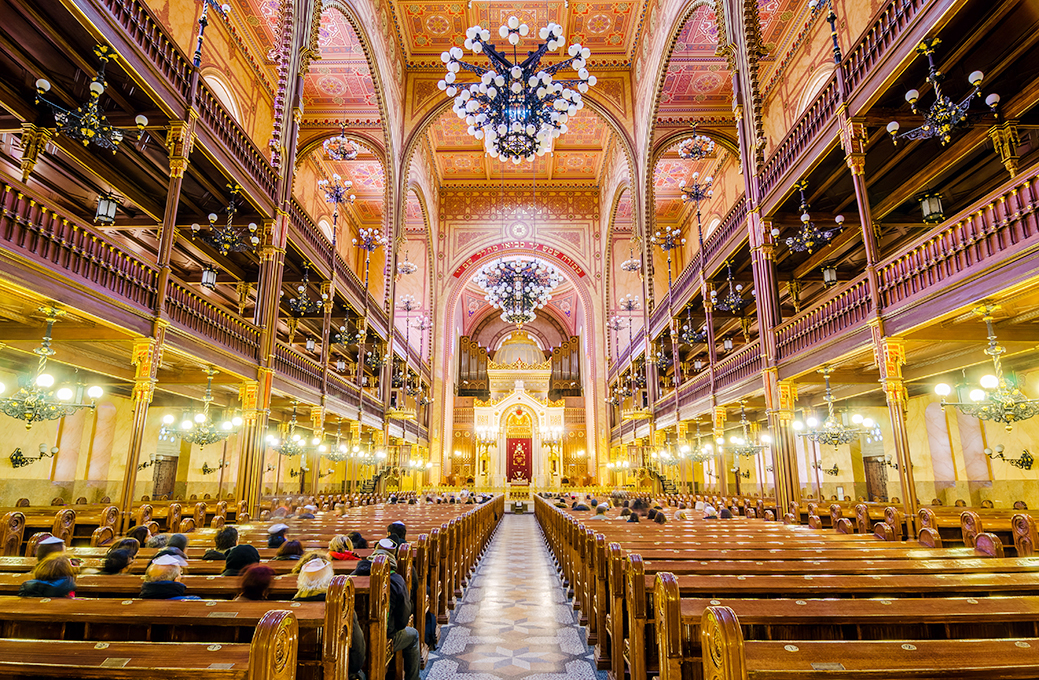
[
  {"xmin": 918, "ymin": 192, "xmax": 944, "ymax": 224},
  {"xmin": 95, "ymin": 193, "xmax": 119, "ymax": 225},
  {"xmin": 201, "ymin": 460, "xmax": 230, "ymax": 475},
  {"xmin": 984, "ymin": 445, "xmax": 1034, "ymax": 470},
  {"xmin": 813, "ymin": 461, "xmax": 840, "ymax": 476},
  {"xmin": 722, "ymin": 337, "xmax": 734, "ymax": 351},
  {"xmin": 306, "ymin": 337, "xmax": 316, "ymax": 353},
  {"xmin": 10, "ymin": 444, "xmax": 59, "ymax": 469},
  {"xmin": 822, "ymin": 264, "xmax": 838, "ymax": 288},
  {"xmin": 200, "ymin": 266, "xmax": 218, "ymax": 290},
  {"xmin": 138, "ymin": 458, "xmax": 155, "ymax": 471},
  {"xmin": 265, "ymin": 463, "xmax": 276, "ymax": 472},
  {"xmin": 693, "ymin": 358, "xmax": 704, "ymax": 370}
]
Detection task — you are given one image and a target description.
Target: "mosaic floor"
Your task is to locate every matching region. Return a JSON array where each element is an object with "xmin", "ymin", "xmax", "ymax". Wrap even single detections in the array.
[{"xmin": 424, "ymin": 515, "xmax": 606, "ymax": 680}]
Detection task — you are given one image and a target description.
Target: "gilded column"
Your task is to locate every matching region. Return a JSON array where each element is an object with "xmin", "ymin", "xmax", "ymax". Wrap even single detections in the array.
[
  {"xmin": 235, "ymin": 374, "xmax": 271, "ymax": 515},
  {"xmin": 713, "ymin": 405, "xmax": 728, "ymax": 494},
  {"xmin": 118, "ymin": 334, "xmax": 164, "ymax": 533},
  {"xmin": 842, "ymin": 118, "xmax": 882, "ymax": 311},
  {"xmin": 764, "ymin": 369, "xmax": 799, "ymax": 514},
  {"xmin": 875, "ymin": 332, "xmax": 919, "ymax": 534},
  {"xmin": 310, "ymin": 405, "xmax": 324, "ymax": 495},
  {"xmin": 155, "ymin": 119, "xmax": 197, "ymax": 318}
]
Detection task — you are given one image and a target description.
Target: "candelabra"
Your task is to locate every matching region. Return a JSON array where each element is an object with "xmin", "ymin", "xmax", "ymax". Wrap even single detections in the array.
[
  {"xmin": 194, "ymin": 0, "xmax": 231, "ymax": 67},
  {"xmin": 388, "ymin": 295, "xmax": 419, "ymax": 421},
  {"xmin": 710, "ymin": 261, "xmax": 748, "ymax": 314},
  {"xmin": 353, "ymin": 226, "xmax": 388, "ymax": 383},
  {"xmin": 616, "ymin": 294, "xmax": 650, "ymax": 420},
  {"xmin": 771, "ymin": 180, "xmax": 844, "ymax": 253},
  {"xmin": 886, "ymin": 37, "xmax": 1000, "ymax": 146},
  {"xmin": 34, "ymin": 45, "xmax": 148, "ymax": 153},
  {"xmin": 318, "ymin": 173, "xmax": 356, "ymax": 239},
  {"xmin": 650, "ymin": 224, "xmax": 686, "ymax": 386},
  {"xmin": 808, "ymin": 0, "xmax": 842, "ymax": 63},
  {"xmin": 934, "ymin": 305, "xmax": 1039, "ymax": 430},
  {"xmin": 190, "ymin": 184, "xmax": 260, "ymax": 255},
  {"xmin": 676, "ymin": 126, "xmax": 715, "ymax": 161}
]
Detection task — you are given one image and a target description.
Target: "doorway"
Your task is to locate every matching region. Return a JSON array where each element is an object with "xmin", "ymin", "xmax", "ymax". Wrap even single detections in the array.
[
  {"xmin": 152, "ymin": 457, "xmax": 177, "ymax": 499},
  {"xmin": 863, "ymin": 457, "xmax": 889, "ymax": 502}
]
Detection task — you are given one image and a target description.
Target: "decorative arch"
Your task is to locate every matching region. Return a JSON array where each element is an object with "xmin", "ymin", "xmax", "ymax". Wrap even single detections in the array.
[{"xmin": 202, "ymin": 71, "xmax": 241, "ymax": 122}]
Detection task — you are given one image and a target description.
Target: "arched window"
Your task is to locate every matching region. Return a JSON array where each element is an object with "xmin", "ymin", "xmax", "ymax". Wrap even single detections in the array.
[
  {"xmin": 705, "ymin": 217, "xmax": 721, "ymax": 237},
  {"xmin": 204, "ymin": 74, "xmax": 241, "ymax": 122},
  {"xmin": 318, "ymin": 219, "xmax": 334, "ymax": 242},
  {"xmin": 797, "ymin": 66, "xmax": 835, "ymax": 116}
]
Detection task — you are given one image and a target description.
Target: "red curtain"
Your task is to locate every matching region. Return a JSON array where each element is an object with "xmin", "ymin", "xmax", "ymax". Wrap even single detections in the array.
[{"xmin": 506, "ymin": 437, "xmax": 532, "ymax": 481}]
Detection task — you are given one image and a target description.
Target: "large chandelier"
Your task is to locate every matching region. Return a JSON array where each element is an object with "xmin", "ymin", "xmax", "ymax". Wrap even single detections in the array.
[
  {"xmin": 728, "ymin": 401, "xmax": 771, "ymax": 458},
  {"xmin": 287, "ymin": 264, "xmax": 325, "ymax": 317},
  {"xmin": 935, "ymin": 305, "xmax": 1039, "ymax": 430},
  {"xmin": 474, "ymin": 259, "xmax": 561, "ymax": 326},
  {"xmin": 794, "ymin": 367, "xmax": 875, "ymax": 449},
  {"xmin": 438, "ymin": 18, "xmax": 597, "ymax": 162},
  {"xmin": 34, "ymin": 45, "xmax": 148, "ymax": 153},
  {"xmin": 887, "ymin": 38, "xmax": 999, "ymax": 146},
  {"xmin": 771, "ymin": 180, "xmax": 845, "ymax": 253},
  {"xmin": 266, "ymin": 402, "xmax": 319, "ymax": 458},
  {"xmin": 159, "ymin": 367, "xmax": 241, "ymax": 447},
  {"xmin": 190, "ymin": 184, "xmax": 260, "ymax": 255},
  {"xmin": 710, "ymin": 261, "xmax": 748, "ymax": 314},
  {"xmin": 321, "ymin": 420, "xmax": 351, "ymax": 463},
  {"xmin": 323, "ymin": 126, "xmax": 359, "ymax": 161},
  {"xmin": 677, "ymin": 127, "xmax": 715, "ymax": 161},
  {"xmin": 683, "ymin": 421, "xmax": 714, "ymax": 462},
  {"xmin": 0, "ymin": 308, "xmax": 104, "ymax": 429}
]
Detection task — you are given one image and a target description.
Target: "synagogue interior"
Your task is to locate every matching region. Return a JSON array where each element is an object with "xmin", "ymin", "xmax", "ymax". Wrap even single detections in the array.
[{"xmin": 1, "ymin": 0, "xmax": 1039, "ymax": 676}]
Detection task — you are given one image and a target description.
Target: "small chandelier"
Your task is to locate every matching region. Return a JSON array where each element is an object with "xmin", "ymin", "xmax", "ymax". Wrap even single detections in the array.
[
  {"xmin": 772, "ymin": 180, "xmax": 844, "ymax": 253},
  {"xmin": 728, "ymin": 401, "xmax": 771, "ymax": 458},
  {"xmin": 321, "ymin": 419, "xmax": 351, "ymax": 462},
  {"xmin": 676, "ymin": 127, "xmax": 715, "ymax": 161},
  {"xmin": 620, "ymin": 242, "xmax": 642, "ymax": 274},
  {"xmin": 396, "ymin": 242, "xmax": 419, "ymax": 277},
  {"xmin": 794, "ymin": 366, "xmax": 874, "ymax": 449},
  {"xmin": 34, "ymin": 45, "xmax": 148, "ymax": 153},
  {"xmin": 397, "ymin": 294, "xmax": 418, "ymax": 313},
  {"xmin": 365, "ymin": 349, "xmax": 387, "ymax": 371},
  {"xmin": 323, "ymin": 126, "xmax": 359, "ymax": 161},
  {"xmin": 710, "ymin": 261, "xmax": 748, "ymax": 313},
  {"xmin": 474, "ymin": 258, "xmax": 562, "ymax": 326},
  {"xmin": 287, "ymin": 264, "xmax": 326, "ymax": 317},
  {"xmin": 190, "ymin": 184, "xmax": 260, "ymax": 255},
  {"xmin": 439, "ymin": 19, "xmax": 596, "ymax": 162},
  {"xmin": 679, "ymin": 304, "xmax": 708, "ymax": 345},
  {"xmin": 267, "ymin": 402, "xmax": 318, "ymax": 458},
  {"xmin": 678, "ymin": 172, "xmax": 713, "ymax": 204},
  {"xmin": 935, "ymin": 305, "xmax": 1039, "ymax": 430},
  {"xmin": 683, "ymin": 421, "xmax": 714, "ymax": 463},
  {"xmin": 887, "ymin": 37, "xmax": 999, "ymax": 146},
  {"xmin": 159, "ymin": 367, "xmax": 241, "ymax": 447},
  {"xmin": 0, "ymin": 308, "xmax": 104, "ymax": 429},
  {"xmin": 353, "ymin": 226, "xmax": 388, "ymax": 254}
]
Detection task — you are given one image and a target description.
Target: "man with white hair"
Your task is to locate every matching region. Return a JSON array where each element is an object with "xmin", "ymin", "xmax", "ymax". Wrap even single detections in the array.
[{"xmin": 140, "ymin": 554, "xmax": 199, "ymax": 600}]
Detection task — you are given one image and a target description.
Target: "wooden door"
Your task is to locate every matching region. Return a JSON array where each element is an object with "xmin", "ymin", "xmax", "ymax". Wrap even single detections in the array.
[
  {"xmin": 152, "ymin": 458, "xmax": 177, "ymax": 499},
  {"xmin": 863, "ymin": 457, "xmax": 888, "ymax": 503}
]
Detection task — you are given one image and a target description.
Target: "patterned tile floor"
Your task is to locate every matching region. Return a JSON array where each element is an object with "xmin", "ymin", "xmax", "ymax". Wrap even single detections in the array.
[{"xmin": 424, "ymin": 515, "xmax": 606, "ymax": 680}]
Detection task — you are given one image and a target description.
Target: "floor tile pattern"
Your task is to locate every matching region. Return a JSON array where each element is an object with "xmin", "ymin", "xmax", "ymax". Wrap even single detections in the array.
[{"xmin": 424, "ymin": 515, "xmax": 605, "ymax": 680}]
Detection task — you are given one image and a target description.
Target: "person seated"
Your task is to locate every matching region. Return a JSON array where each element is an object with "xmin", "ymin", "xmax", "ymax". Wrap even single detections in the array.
[
  {"xmin": 237, "ymin": 564, "xmax": 274, "ymax": 601},
  {"xmin": 587, "ymin": 505, "xmax": 609, "ymax": 520},
  {"xmin": 128, "ymin": 525, "xmax": 151, "ymax": 547},
  {"xmin": 408, "ymin": 498, "xmax": 417, "ymax": 505},
  {"xmin": 954, "ymin": 499, "xmax": 967, "ymax": 507},
  {"xmin": 19, "ymin": 554, "xmax": 76, "ymax": 598},
  {"xmin": 274, "ymin": 540, "xmax": 305, "ymax": 561},
  {"xmin": 294, "ymin": 558, "xmax": 334, "ymax": 601},
  {"xmin": 626, "ymin": 513, "xmax": 639, "ymax": 523},
  {"xmin": 100, "ymin": 548, "xmax": 134, "ymax": 575},
  {"xmin": 703, "ymin": 505, "xmax": 719, "ymax": 520},
  {"xmin": 646, "ymin": 509, "xmax": 658, "ymax": 521},
  {"xmin": 348, "ymin": 531, "xmax": 369, "ymax": 550},
  {"xmin": 619, "ymin": 508, "xmax": 631, "ymax": 520},
  {"xmin": 1015, "ymin": 500, "xmax": 1029, "ymax": 510},
  {"xmin": 111, "ymin": 537, "xmax": 141, "ymax": 560},
  {"xmin": 981, "ymin": 499, "xmax": 995, "ymax": 508},
  {"xmin": 297, "ymin": 504, "xmax": 318, "ymax": 519},
  {"xmin": 35, "ymin": 535, "xmax": 65, "ymax": 562},
  {"xmin": 693, "ymin": 500, "xmax": 705, "ymax": 511},
  {"xmin": 719, "ymin": 508, "xmax": 733, "ymax": 520},
  {"xmin": 267, "ymin": 523, "xmax": 290, "ymax": 549},
  {"xmin": 653, "ymin": 512, "xmax": 667, "ymax": 524},
  {"xmin": 140, "ymin": 555, "xmax": 200, "ymax": 600},
  {"xmin": 673, "ymin": 508, "xmax": 689, "ymax": 520},
  {"xmin": 387, "ymin": 521, "xmax": 407, "ymax": 547},
  {"xmin": 222, "ymin": 544, "xmax": 261, "ymax": 576},
  {"xmin": 376, "ymin": 541, "xmax": 420, "ymax": 680},
  {"xmin": 333, "ymin": 503, "xmax": 347, "ymax": 517},
  {"xmin": 203, "ymin": 526, "xmax": 238, "ymax": 560},
  {"xmin": 146, "ymin": 533, "xmax": 171, "ymax": 549},
  {"xmin": 150, "ymin": 533, "xmax": 188, "ymax": 565},
  {"xmin": 328, "ymin": 535, "xmax": 361, "ymax": 561}
]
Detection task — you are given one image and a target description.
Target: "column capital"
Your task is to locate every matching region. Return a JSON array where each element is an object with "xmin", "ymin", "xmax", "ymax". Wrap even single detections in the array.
[
  {"xmin": 989, "ymin": 120, "xmax": 1021, "ymax": 178},
  {"xmin": 19, "ymin": 123, "xmax": 53, "ymax": 183}
]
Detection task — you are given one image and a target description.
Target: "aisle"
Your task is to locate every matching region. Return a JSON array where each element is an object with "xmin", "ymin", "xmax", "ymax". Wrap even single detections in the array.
[{"xmin": 424, "ymin": 514, "xmax": 604, "ymax": 680}]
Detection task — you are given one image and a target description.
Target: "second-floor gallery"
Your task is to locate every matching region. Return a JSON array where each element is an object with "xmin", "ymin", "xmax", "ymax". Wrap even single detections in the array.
[{"xmin": 0, "ymin": 0, "xmax": 1037, "ymax": 517}]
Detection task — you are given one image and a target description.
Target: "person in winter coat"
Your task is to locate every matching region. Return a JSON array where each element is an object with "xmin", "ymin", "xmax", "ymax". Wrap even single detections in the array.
[
  {"xmin": 327, "ymin": 535, "xmax": 361, "ymax": 561},
  {"xmin": 202, "ymin": 526, "xmax": 238, "ymax": 560},
  {"xmin": 139, "ymin": 555, "xmax": 200, "ymax": 600},
  {"xmin": 267, "ymin": 523, "xmax": 290, "ymax": 549},
  {"xmin": 18, "ymin": 554, "xmax": 76, "ymax": 598},
  {"xmin": 222, "ymin": 544, "xmax": 261, "ymax": 576}
]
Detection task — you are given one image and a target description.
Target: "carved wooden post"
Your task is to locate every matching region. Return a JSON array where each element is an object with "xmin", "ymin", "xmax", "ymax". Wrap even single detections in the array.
[
  {"xmin": 713, "ymin": 405, "xmax": 728, "ymax": 494},
  {"xmin": 874, "ymin": 333, "xmax": 919, "ymax": 535},
  {"xmin": 764, "ymin": 371, "xmax": 799, "ymax": 513},
  {"xmin": 119, "ymin": 336, "xmax": 163, "ymax": 534},
  {"xmin": 235, "ymin": 374, "xmax": 271, "ymax": 515}
]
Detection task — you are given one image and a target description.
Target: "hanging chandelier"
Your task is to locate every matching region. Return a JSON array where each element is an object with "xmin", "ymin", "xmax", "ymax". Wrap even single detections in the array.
[
  {"xmin": 266, "ymin": 402, "xmax": 318, "ymax": 458},
  {"xmin": 620, "ymin": 242, "xmax": 642, "ymax": 274},
  {"xmin": 710, "ymin": 261, "xmax": 748, "ymax": 313},
  {"xmin": 323, "ymin": 126, "xmax": 359, "ymax": 161},
  {"xmin": 159, "ymin": 367, "xmax": 241, "ymax": 447},
  {"xmin": 321, "ymin": 420, "xmax": 351, "ymax": 462},
  {"xmin": 474, "ymin": 258, "xmax": 561, "ymax": 326},
  {"xmin": 728, "ymin": 401, "xmax": 771, "ymax": 458},
  {"xmin": 676, "ymin": 127, "xmax": 715, "ymax": 161},
  {"xmin": 0, "ymin": 308, "xmax": 104, "ymax": 429},
  {"xmin": 438, "ymin": 18, "xmax": 597, "ymax": 162},
  {"xmin": 286, "ymin": 264, "xmax": 326, "ymax": 317},
  {"xmin": 679, "ymin": 304, "xmax": 708, "ymax": 345},
  {"xmin": 886, "ymin": 37, "xmax": 1000, "ymax": 146},
  {"xmin": 794, "ymin": 366, "xmax": 874, "ymax": 448},
  {"xmin": 935, "ymin": 305, "xmax": 1039, "ymax": 430},
  {"xmin": 34, "ymin": 45, "xmax": 148, "ymax": 153},
  {"xmin": 771, "ymin": 180, "xmax": 844, "ymax": 253},
  {"xmin": 190, "ymin": 184, "xmax": 260, "ymax": 255},
  {"xmin": 683, "ymin": 421, "xmax": 714, "ymax": 462},
  {"xmin": 397, "ymin": 241, "xmax": 418, "ymax": 277}
]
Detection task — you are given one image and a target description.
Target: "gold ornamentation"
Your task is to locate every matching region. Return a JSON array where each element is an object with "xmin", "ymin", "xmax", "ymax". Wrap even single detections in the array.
[
  {"xmin": 19, "ymin": 123, "xmax": 53, "ymax": 183},
  {"xmin": 989, "ymin": 121, "xmax": 1021, "ymax": 178}
]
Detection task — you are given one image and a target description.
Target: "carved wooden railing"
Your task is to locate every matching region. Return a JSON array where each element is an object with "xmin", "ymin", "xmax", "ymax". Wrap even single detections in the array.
[
  {"xmin": 877, "ymin": 165, "xmax": 1039, "ymax": 314},
  {"xmin": 843, "ymin": 0, "xmax": 929, "ymax": 97},
  {"xmin": 654, "ymin": 398, "xmax": 677, "ymax": 422},
  {"xmin": 703, "ymin": 194, "xmax": 749, "ymax": 265},
  {"xmin": 166, "ymin": 280, "xmax": 260, "ymax": 357},
  {"xmin": 714, "ymin": 340, "xmax": 762, "ymax": 391},
  {"xmin": 290, "ymin": 198, "xmax": 332, "ymax": 267},
  {"xmin": 775, "ymin": 274, "xmax": 873, "ymax": 361},
  {"xmin": 333, "ymin": 253, "xmax": 389, "ymax": 332},
  {"xmin": 0, "ymin": 183, "xmax": 158, "ymax": 311},
  {"xmin": 195, "ymin": 83, "xmax": 278, "ymax": 202},
  {"xmin": 361, "ymin": 391, "xmax": 384, "ymax": 418},
  {"xmin": 759, "ymin": 75, "xmax": 840, "ymax": 199},
  {"xmin": 327, "ymin": 372, "xmax": 361, "ymax": 407},
  {"xmin": 274, "ymin": 342, "xmax": 324, "ymax": 390},
  {"xmin": 678, "ymin": 371, "xmax": 712, "ymax": 408},
  {"xmin": 94, "ymin": 0, "xmax": 193, "ymax": 101}
]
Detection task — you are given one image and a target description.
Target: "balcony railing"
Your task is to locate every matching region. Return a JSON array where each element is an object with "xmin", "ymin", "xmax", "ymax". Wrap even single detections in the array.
[
  {"xmin": 327, "ymin": 372, "xmax": 361, "ymax": 408},
  {"xmin": 678, "ymin": 371, "xmax": 711, "ymax": 408},
  {"xmin": 94, "ymin": 0, "xmax": 192, "ymax": 101},
  {"xmin": 290, "ymin": 198, "xmax": 332, "ymax": 267},
  {"xmin": 274, "ymin": 341, "xmax": 324, "ymax": 391},
  {"xmin": 0, "ymin": 182, "xmax": 158, "ymax": 312},
  {"xmin": 775, "ymin": 275, "xmax": 873, "ymax": 362},
  {"xmin": 714, "ymin": 340, "xmax": 762, "ymax": 391},
  {"xmin": 843, "ymin": 0, "xmax": 929, "ymax": 97},
  {"xmin": 166, "ymin": 279, "xmax": 260, "ymax": 358}
]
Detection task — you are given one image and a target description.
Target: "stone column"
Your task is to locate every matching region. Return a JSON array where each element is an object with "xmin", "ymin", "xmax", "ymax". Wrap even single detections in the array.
[
  {"xmin": 875, "ymin": 332, "xmax": 919, "ymax": 534},
  {"xmin": 118, "ymin": 335, "xmax": 163, "ymax": 533}
]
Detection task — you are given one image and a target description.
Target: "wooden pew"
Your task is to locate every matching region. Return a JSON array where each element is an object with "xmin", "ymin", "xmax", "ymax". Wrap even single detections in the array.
[{"xmin": 0, "ymin": 608, "xmax": 298, "ymax": 680}]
